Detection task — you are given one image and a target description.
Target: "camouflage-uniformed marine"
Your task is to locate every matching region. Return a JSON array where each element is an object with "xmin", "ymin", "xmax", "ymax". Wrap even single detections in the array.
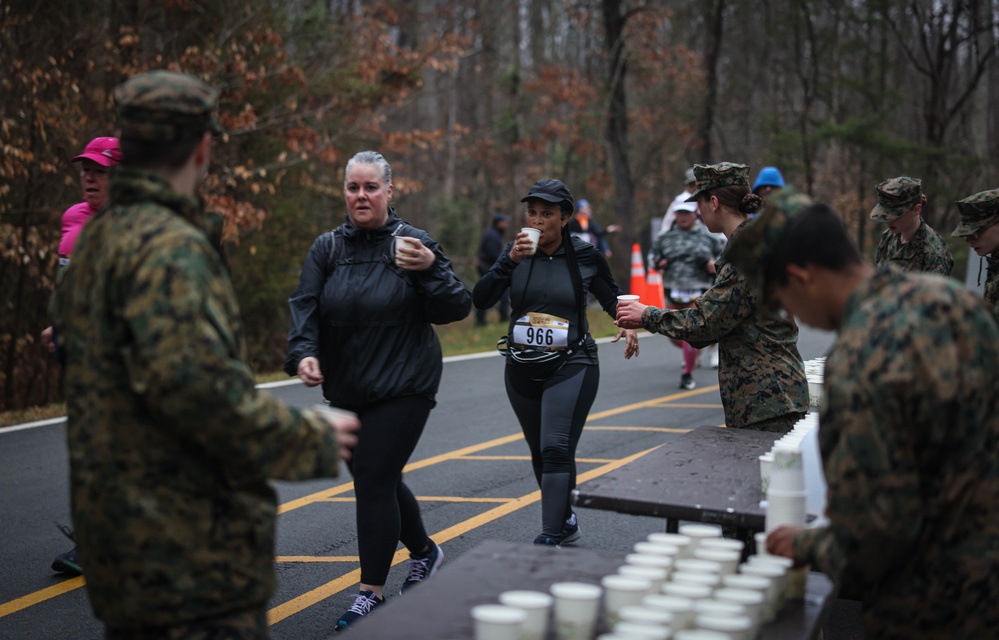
[
  {"xmin": 649, "ymin": 218, "xmax": 725, "ymax": 294},
  {"xmin": 642, "ymin": 170, "xmax": 809, "ymax": 430},
  {"xmin": 49, "ymin": 71, "xmax": 345, "ymax": 635},
  {"xmin": 871, "ymin": 177, "xmax": 953, "ymax": 275},
  {"xmin": 953, "ymin": 188, "xmax": 999, "ymax": 316},
  {"xmin": 727, "ymin": 197, "xmax": 999, "ymax": 638}
]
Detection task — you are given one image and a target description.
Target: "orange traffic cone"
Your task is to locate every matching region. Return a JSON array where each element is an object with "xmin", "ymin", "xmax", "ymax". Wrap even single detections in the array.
[
  {"xmin": 645, "ymin": 266, "xmax": 666, "ymax": 308},
  {"xmin": 629, "ymin": 243, "xmax": 647, "ymax": 299}
]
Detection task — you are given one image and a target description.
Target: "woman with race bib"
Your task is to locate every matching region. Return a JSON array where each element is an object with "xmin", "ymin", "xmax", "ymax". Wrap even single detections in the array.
[
  {"xmin": 648, "ymin": 199, "xmax": 725, "ymax": 390},
  {"xmin": 473, "ymin": 179, "xmax": 639, "ymax": 547}
]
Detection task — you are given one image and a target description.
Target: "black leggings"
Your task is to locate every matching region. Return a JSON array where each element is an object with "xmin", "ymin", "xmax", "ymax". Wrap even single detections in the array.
[
  {"xmin": 505, "ymin": 362, "xmax": 600, "ymax": 537},
  {"xmin": 341, "ymin": 395, "xmax": 435, "ymax": 586}
]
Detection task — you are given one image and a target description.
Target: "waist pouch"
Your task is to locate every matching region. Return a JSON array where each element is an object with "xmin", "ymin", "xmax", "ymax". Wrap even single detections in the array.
[{"xmin": 497, "ymin": 335, "xmax": 588, "ymax": 381}]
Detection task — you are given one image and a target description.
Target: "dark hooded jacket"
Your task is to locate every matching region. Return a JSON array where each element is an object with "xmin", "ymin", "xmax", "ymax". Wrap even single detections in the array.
[{"xmin": 285, "ymin": 209, "xmax": 470, "ymax": 406}]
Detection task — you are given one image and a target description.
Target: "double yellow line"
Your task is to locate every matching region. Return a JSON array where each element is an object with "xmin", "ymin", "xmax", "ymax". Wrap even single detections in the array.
[{"xmin": 0, "ymin": 386, "xmax": 719, "ymax": 624}]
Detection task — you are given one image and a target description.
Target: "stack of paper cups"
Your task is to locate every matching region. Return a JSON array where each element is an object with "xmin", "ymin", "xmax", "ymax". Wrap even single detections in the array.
[{"xmin": 765, "ymin": 447, "xmax": 807, "ymax": 531}]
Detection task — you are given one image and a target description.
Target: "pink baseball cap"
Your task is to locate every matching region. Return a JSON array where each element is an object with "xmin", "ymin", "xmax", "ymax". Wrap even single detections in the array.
[{"xmin": 72, "ymin": 137, "xmax": 122, "ymax": 166}]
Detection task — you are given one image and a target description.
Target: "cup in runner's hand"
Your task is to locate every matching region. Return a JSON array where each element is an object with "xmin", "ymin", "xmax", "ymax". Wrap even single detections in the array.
[
  {"xmin": 394, "ymin": 236, "xmax": 411, "ymax": 266},
  {"xmin": 521, "ymin": 227, "xmax": 541, "ymax": 254}
]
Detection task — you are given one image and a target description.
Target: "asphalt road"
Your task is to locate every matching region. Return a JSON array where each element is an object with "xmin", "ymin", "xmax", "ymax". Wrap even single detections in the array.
[{"xmin": 0, "ymin": 326, "xmax": 835, "ymax": 639}]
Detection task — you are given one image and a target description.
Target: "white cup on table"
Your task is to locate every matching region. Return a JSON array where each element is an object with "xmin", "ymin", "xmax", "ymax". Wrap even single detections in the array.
[
  {"xmin": 470, "ymin": 604, "xmax": 527, "ymax": 640},
  {"xmin": 634, "ymin": 541, "xmax": 681, "ymax": 559},
  {"xmin": 625, "ymin": 553, "xmax": 674, "ymax": 577},
  {"xmin": 647, "ymin": 533, "xmax": 693, "ymax": 558},
  {"xmin": 677, "ymin": 524, "xmax": 723, "ymax": 550},
  {"xmin": 670, "ymin": 571, "xmax": 721, "ymax": 590},
  {"xmin": 694, "ymin": 598, "xmax": 746, "ymax": 619},
  {"xmin": 673, "ymin": 630, "xmax": 732, "ymax": 640},
  {"xmin": 617, "ymin": 565, "xmax": 668, "ymax": 595},
  {"xmin": 549, "ymin": 582, "xmax": 602, "ymax": 640},
  {"xmin": 692, "ymin": 548, "xmax": 740, "ymax": 576},
  {"xmin": 661, "ymin": 582, "xmax": 713, "ymax": 602},
  {"xmin": 601, "ymin": 575, "xmax": 652, "ymax": 626},
  {"xmin": 673, "ymin": 558, "xmax": 723, "ymax": 576},
  {"xmin": 713, "ymin": 588, "xmax": 764, "ymax": 626},
  {"xmin": 696, "ymin": 613, "xmax": 754, "ymax": 640},
  {"xmin": 498, "ymin": 590, "xmax": 553, "ymax": 640},
  {"xmin": 617, "ymin": 604, "xmax": 674, "ymax": 627},
  {"xmin": 613, "ymin": 620, "xmax": 672, "ymax": 639},
  {"xmin": 721, "ymin": 573, "xmax": 776, "ymax": 622},
  {"xmin": 642, "ymin": 594, "xmax": 695, "ymax": 630}
]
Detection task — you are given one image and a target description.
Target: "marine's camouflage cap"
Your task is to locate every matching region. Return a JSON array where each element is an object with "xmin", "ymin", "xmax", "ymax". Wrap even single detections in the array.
[
  {"xmin": 870, "ymin": 177, "xmax": 922, "ymax": 223},
  {"xmin": 953, "ymin": 189, "xmax": 999, "ymax": 237},
  {"xmin": 724, "ymin": 189, "xmax": 814, "ymax": 285},
  {"xmin": 114, "ymin": 70, "xmax": 222, "ymax": 144},
  {"xmin": 686, "ymin": 163, "xmax": 750, "ymax": 202}
]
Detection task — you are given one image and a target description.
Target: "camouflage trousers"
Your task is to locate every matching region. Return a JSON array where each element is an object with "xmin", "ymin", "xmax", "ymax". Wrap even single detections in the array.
[
  {"xmin": 740, "ymin": 411, "xmax": 806, "ymax": 433},
  {"xmin": 105, "ymin": 607, "xmax": 268, "ymax": 640}
]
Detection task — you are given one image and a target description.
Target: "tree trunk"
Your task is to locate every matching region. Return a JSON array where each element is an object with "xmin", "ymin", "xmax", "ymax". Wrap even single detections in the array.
[{"xmin": 602, "ymin": 0, "xmax": 635, "ymax": 259}]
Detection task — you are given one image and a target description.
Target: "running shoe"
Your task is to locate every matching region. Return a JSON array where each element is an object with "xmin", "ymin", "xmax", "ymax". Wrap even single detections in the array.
[
  {"xmin": 533, "ymin": 534, "xmax": 561, "ymax": 546},
  {"xmin": 334, "ymin": 590, "xmax": 384, "ymax": 632},
  {"xmin": 560, "ymin": 512, "xmax": 581, "ymax": 545},
  {"xmin": 679, "ymin": 373, "xmax": 696, "ymax": 390},
  {"xmin": 51, "ymin": 524, "xmax": 82, "ymax": 576},
  {"xmin": 400, "ymin": 541, "xmax": 444, "ymax": 594}
]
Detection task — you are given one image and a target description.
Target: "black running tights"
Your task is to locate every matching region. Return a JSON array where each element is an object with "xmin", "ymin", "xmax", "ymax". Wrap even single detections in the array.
[
  {"xmin": 343, "ymin": 395, "xmax": 435, "ymax": 586},
  {"xmin": 505, "ymin": 363, "xmax": 600, "ymax": 538}
]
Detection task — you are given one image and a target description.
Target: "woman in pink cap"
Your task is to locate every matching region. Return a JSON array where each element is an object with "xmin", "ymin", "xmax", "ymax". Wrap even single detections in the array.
[
  {"xmin": 58, "ymin": 136, "xmax": 122, "ymax": 264},
  {"xmin": 46, "ymin": 137, "xmax": 121, "ymax": 577}
]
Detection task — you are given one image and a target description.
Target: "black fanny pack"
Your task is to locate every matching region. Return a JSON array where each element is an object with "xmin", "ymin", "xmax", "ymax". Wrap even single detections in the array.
[{"xmin": 497, "ymin": 335, "xmax": 588, "ymax": 380}]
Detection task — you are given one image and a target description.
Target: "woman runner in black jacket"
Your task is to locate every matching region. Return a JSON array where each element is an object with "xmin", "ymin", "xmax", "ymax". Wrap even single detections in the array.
[
  {"xmin": 473, "ymin": 179, "xmax": 638, "ymax": 546},
  {"xmin": 286, "ymin": 150, "xmax": 471, "ymax": 631}
]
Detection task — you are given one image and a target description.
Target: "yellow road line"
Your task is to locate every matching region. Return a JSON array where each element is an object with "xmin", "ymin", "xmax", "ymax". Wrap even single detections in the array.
[
  {"xmin": 276, "ymin": 556, "xmax": 360, "ymax": 563},
  {"xmin": 657, "ymin": 403, "xmax": 724, "ymax": 409},
  {"xmin": 0, "ymin": 576, "xmax": 85, "ymax": 619},
  {"xmin": 586, "ymin": 426, "xmax": 691, "ymax": 433},
  {"xmin": 267, "ymin": 444, "xmax": 663, "ymax": 625},
  {"xmin": 586, "ymin": 386, "xmax": 718, "ymax": 420},
  {"xmin": 457, "ymin": 455, "xmax": 614, "ymax": 464}
]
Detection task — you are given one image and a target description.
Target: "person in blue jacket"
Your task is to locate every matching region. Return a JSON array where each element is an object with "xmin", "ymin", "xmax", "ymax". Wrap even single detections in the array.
[{"xmin": 286, "ymin": 150, "xmax": 471, "ymax": 631}]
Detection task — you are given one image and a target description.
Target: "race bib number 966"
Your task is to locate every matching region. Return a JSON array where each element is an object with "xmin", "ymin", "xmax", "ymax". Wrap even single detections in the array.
[{"xmin": 511, "ymin": 313, "xmax": 570, "ymax": 350}]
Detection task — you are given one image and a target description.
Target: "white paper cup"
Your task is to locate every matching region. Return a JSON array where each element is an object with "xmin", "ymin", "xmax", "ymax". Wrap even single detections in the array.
[
  {"xmin": 747, "ymin": 555, "xmax": 794, "ymax": 571},
  {"xmin": 765, "ymin": 490, "xmax": 807, "ymax": 531},
  {"xmin": 753, "ymin": 532, "xmax": 769, "ymax": 557},
  {"xmin": 673, "ymin": 559, "xmax": 723, "ymax": 575},
  {"xmin": 670, "ymin": 571, "xmax": 721, "ymax": 590},
  {"xmin": 617, "ymin": 294, "xmax": 640, "ymax": 302},
  {"xmin": 618, "ymin": 565, "xmax": 668, "ymax": 595},
  {"xmin": 394, "ymin": 235, "xmax": 412, "ymax": 266},
  {"xmin": 769, "ymin": 449, "xmax": 805, "ymax": 492},
  {"xmin": 720, "ymin": 574, "xmax": 776, "ymax": 622},
  {"xmin": 498, "ymin": 590, "xmax": 553, "ymax": 640},
  {"xmin": 713, "ymin": 588, "xmax": 764, "ymax": 625},
  {"xmin": 642, "ymin": 594, "xmax": 695, "ymax": 630},
  {"xmin": 613, "ymin": 621, "xmax": 672, "ymax": 639},
  {"xmin": 677, "ymin": 524, "xmax": 722, "ymax": 549},
  {"xmin": 550, "ymin": 582, "xmax": 602, "ymax": 640},
  {"xmin": 471, "ymin": 604, "xmax": 527, "ymax": 640},
  {"xmin": 633, "ymin": 541, "xmax": 682, "ymax": 559},
  {"xmin": 739, "ymin": 563, "xmax": 788, "ymax": 610},
  {"xmin": 521, "ymin": 227, "xmax": 541, "ymax": 254},
  {"xmin": 617, "ymin": 604, "xmax": 675, "ymax": 627},
  {"xmin": 692, "ymin": 549, "xmax": 740, "ymax": 576},
  {"xmin": 626, "ymin": 553, "xmax": 674, "ymax": 575},
  {"xmin": 602, "ymin": 575, "xmax": 653, "ymax": 626},
  {"xmin": 673, "ymin": 631, "xmax": 732, "ymax": 640},
  {"xmin": 696, "ymin": 538, "xmax": 745, "ymax": 555},
  {"xmin": 647, "ymin": 533, "xmax": 694, "ymax": 558},
  {"xmin": 759, "ymin": 453, "xmax": 773, "ymax": 492},
  {"xmin": 661, "ymin": 582, "xmax": 713, "ymax": 602},
  {"xmin": 695, "ymin": 614, "xmax": 753, "ymax": 640},
  {"xmin": 693, "ymin": 599, "xmax": 746, "ymax": 618}
]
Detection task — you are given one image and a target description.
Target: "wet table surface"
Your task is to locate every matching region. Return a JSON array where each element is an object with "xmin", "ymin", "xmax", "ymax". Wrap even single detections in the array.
[
  {"xmin": 342, "ymin": 540, "xmax": 834, "ymax": 639},
  {"xmin": 572, "ymin": 425, "xmax": 779, "ymax": 533}
]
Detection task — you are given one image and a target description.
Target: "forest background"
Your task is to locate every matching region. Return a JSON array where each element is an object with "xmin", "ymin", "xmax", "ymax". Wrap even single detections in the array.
[{"xmin": 3, "ymin": 0, "xmax": 998, "ymax": 412}]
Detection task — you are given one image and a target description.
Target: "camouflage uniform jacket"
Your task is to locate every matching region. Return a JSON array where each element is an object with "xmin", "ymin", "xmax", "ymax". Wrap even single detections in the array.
[
  {"xmin": 49, "ymin": 168, "xmax": 344, "ymax": 629},
  {"xmin": 874, "ymin": 220, "xmax": 953, "ymax": 276},
  {"xmin": 986, "ymin": 253, "xmax": 999, "ymax": 317},
  {"xmin": 649, "ymin": 222, "xmax": 725, "ymax": 291},
  {"xmin": 641, "ymin": 221, "xmax": 808, "ymax": 428},
  {"xmin": 792, "ymin": 268, "xmax": 999, "ymax": 638}
]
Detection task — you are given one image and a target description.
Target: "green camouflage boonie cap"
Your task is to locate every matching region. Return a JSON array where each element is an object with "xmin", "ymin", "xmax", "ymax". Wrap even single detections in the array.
[
  {"xmin": 685, "ymin": 163, "xmax": 750, "ymax": 202},
  {"xmin": 724, "ymin": 189, "xmax": 814, "ymax": 286},
  {"xmin": 114, "ymin": 70, "xmax": 223, "ymax": 144},
  {"xmin": 952, "ymin": 189, "xmax": 999, "ymax": 237},
  {"xmin": 870, "ymin": 177, "xmax": 922, "ymax": 223}
]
